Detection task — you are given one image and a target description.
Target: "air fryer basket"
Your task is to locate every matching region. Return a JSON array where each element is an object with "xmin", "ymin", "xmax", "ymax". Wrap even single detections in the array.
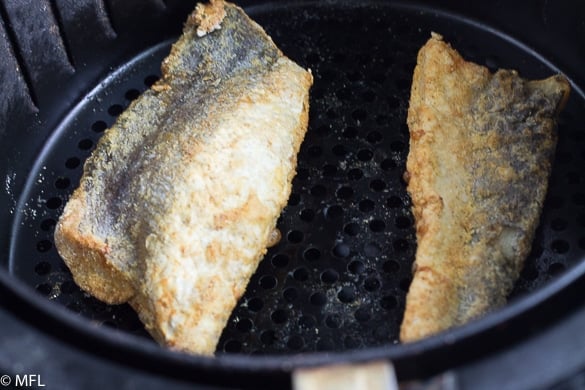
[{"xmin": 1, "ymin": 0, "xmax": 584, "ymax": 388}]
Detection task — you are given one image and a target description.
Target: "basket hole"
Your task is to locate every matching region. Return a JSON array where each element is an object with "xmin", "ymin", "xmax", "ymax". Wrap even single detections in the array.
[
  {"xmin": 287, "ymin": 230, "xmax": 304, "ymax": 243},
  {"xmin": 550, "ymin": 218, "xmax": 568, "ymax": 231},
  {"xmin": 107, "ymin": 104, "xmax": 124, "ymax": 117},
  {"xmin": 40, "ymin": 219, "xmax": 56, "ymax": 231},
  {"xmin": 54, "ymin": 177, "xmax": 71, "ymax": 189},
  {"xmin": 293, "ymin": 267, "xmax": 309, "ymax": 281},
  {"xmin": 325, "ymin": 314, "xmax": 342, "ymax": 328},
  {"xmin": 548, "ymin": 262, "xmax": 566, "ymax": 276},
  {"xmin": 383, "ymin": 260, "xmax": 400, "ymax": 273},
  {"xmin": 34, "ymin": 261, "xmax": 51, "ymax": 275},
  {"xmin": 358, "ymin": 149, "xmax": 374, "ymax": 161},
  {"xmin": 299, "ymin": 208, "xmax": 315, "ymax": 222},
  {"xmin": 338, "ymin": 286, "xmax": 356, "ymax": 303},
  {"xmin": 387, "ymin": 196, "xmax": 402, "ymax": 208},
  {"xmin": 35, "ymin": 283, "xmax": 52, "ymax": 296},
  {"xmin": 348, "ymin": 260, "xmax": 364, "ymax": 274},
  {"xmin": 322, "ymin": 164, "xmax": 337, "ymax": 176},
  {"xmin": 364, "ymin": 242, "xmax": 381, "ymax": 257},
  {"xmin": 78, "ymin": 139, "xmax": 94, "ymax": 150},
  {"xmin": 369, "ymin": 219, "xmax": 386, "ymax": 232},
  {"xmin": 260, "ymin": 330, "xmax": 275, "ymax": 346},
  {"xmin": 236, "ymin": 318, "xmax": 253, "ymax": 333},
  {"xmin": 271, "ymin": 254, "xmax": 289, "ymax": 268},
  {"xmin": 381, "ymin": 295, "xmax": 398, "ymax": 310},
  {"xmin": 144, "ymin": 74, "xmax": 160, "ymax": 87},
  {"xmin": 359, "ymin": 199, "xmax": 375, "ymax": 212},
  {"xmin": 91, "ymin": 120, "xmax": 108, "ymax": 133},
  {"xmin": 354, "ymin": 307, "xmax": 371, "ymax": 322},
  {"xmin": 332, "ymin": 144, "xmax": 347, "ymax": 157},
  {"xmin": 65, "ymin": 157, "xmax": 80, "ymax": 169},
  {"xmin": 125, "ymin": 88, "xmax": 141, "ymax": 101},
  {"xmin": 343, "ymin": 126, "xmax": 358, "ymax": 139},
  {"xmin": 320, "ymin": 269, "xmax": 339, "ymax": 284},
  {"xmin": 299, "ymin": 315, "xmax": 316, "ymax": 329},
  {"xmin": 366, "ymin": 131, "xmax": 383, "ymax": 143},
  {"xmin": 304, "ymin": 247, "xmax": 321, "ymax": 262},
  {"xmin": 310, "ymin": 291, "xmax": 327, "ymax": 306},
  {"xmin": 348, "ymin": 168, "xmax": 363, "ymax": 181},
  {"xmin": 551, "ymin": 239, "xmax": 570, "ymax": 254},
  {"xmin": 46, "ymin": 197, "xmax": 62, "ymax": 210},
  {"xmin": 60, "ymin": 280, "xmax": 77, "ymax": 294},
  {"xmin": 333, "ymin": 243, "xmax": 350, "ymax": 258},
  {"xmin": 336, "ymin": 186, "xmax": 354, "ymax": 199},
  {"xmin": 325, "ymin": 205, "xmax": 343, "ymax": 220},
  {"xmin": 271, "ymin": 309, "xmax": 288, "ymax": 324},
  {"xmin": 288, "ymin": 192, "xmax": 301, "ymax": 206},
  {"xmin": 259, "ymin": 275, "xmax": 278, "ymax": 289},
  {"xmin": 36, "ymin": 240, "xmax": 52, "ymax": 253},
  {"xmin": 342, "ymin": 224, "xmax": 359, "ymax": 240},
  {"xmin": 247, "ymin": 297, "xmax": 263, "ymax": 312},
  {"xmin": 520, "ymin": 263, "xmax": 539, "ymax": 281},
  {"xmin": 393, "ymin": 238, "xmax": 409, "ymax": 252},
  {"xmin": 364, "ymin": 277, "xmax": 381, "ymax": 291},
  {"xmin": 283, "ymin": 287, "xmax": 298, "ymax": 302},
  {"xmin": 370, "ymin": 179, "xmax": 386, "ymax": 192},
  {"xmin": 395, "ymin": 215, "xmax": 412, "ymax": 229},
  {"xmin": 310, "ymin": 185, "xmax": 327, "ymax": 197},
  {"xmin": 381, "ymin": 158, "xmax": 397, "ymax": 171}
]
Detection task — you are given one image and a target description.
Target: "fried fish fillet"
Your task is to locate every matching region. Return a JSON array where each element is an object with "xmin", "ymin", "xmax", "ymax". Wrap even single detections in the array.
[
  {"xmin": 54, "ymin": 0, "xmax": 312, "ymax": 354},
  {"xmin": 400, "ymin": 33, "xmax": 570, "ymax": 342}
]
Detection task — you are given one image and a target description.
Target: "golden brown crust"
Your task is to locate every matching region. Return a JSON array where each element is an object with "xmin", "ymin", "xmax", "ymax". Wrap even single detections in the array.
[
  {"xmin": 54, "ymin": 195, "xmax": 135, "ymax": 304},
  {"xmin": 55, "ymin": 1, "xmax": 312, "ymax": 355},
  {"xmin": 400, "ymin": 33, "xmax": 570, "ymax": 342},
  {"xmin": 191, "ymin": 0, "xmax": 227, "ymax": 37}
]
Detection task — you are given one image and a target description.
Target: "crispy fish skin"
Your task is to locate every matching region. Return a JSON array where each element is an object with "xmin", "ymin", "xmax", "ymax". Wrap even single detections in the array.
[
  {"xmin": 55, "ymin": 0, "xmax": 312, "ymax": 354},
  {"xmin": 400, "ymin": 33, "xmax": 570, "ymax": 342}
]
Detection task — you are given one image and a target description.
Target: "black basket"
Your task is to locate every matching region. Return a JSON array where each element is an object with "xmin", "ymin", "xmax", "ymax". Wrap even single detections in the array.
[{"xmin": 1, "ymin": 1, "xmax": 584, "ymax": 389}]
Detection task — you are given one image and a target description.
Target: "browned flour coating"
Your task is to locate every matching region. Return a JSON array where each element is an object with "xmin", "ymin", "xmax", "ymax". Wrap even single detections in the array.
[
  {"xmin": 54, "ymin": 0, "xmax": 312, "ymax": 354},
  {"xmin": 400, "ymin": 33, "xmax": 570, "ymax": 342}
]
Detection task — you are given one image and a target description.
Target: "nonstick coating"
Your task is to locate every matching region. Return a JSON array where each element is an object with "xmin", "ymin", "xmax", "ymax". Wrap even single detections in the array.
[{"xmin": 3, "ymin": 0, "xmax": 585, "ymax": 385}]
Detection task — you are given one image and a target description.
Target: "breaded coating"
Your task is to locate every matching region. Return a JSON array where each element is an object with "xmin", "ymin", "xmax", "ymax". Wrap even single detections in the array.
[
  {"xmin": 401, "ymin": 33, "xmax": 569, "ymax": 342},
  {"xmin": 55, "ymin": 0, "xmax": 312, "ymax": 354}
]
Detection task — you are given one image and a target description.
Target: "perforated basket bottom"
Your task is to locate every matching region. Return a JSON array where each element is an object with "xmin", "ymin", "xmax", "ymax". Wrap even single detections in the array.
[{"xmin": 9, "ymin": 2, "xmax": 585, "ymax": 355}]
